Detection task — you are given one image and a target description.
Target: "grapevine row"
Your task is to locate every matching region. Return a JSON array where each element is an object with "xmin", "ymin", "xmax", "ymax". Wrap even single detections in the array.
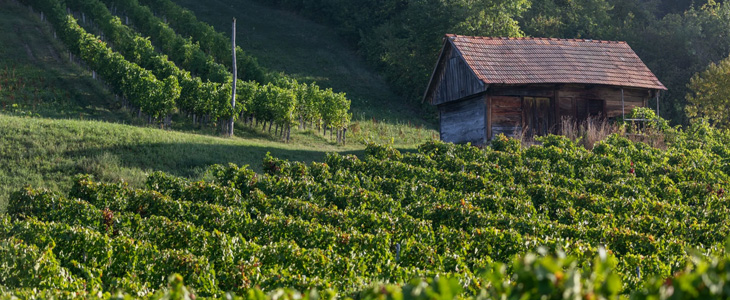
[
  {"xmin": 100, "ymin": 0, "xmax": 351, "ymax": 139},
  {"xmin": 137, "ymin": 0, "xmax": 351, "ymax": 133},
  {"xmin": 20, "ymin": 0, "xmax": 179, "ymax": 120},
  {"xmin": 22, "ymin": 0, "xmax": 350, "ymax": 138},
  {"xmin": 60, "ymin": 0, "xmax": 243, "ymax": 125}
]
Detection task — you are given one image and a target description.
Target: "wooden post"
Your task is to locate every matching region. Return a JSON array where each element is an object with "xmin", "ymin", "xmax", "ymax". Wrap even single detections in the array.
[
  {"xmin": 486, "ymin": 95, "xmax": 492, "ymax": 141},
  {"xmin": 621, "ymin": 87, "xmax": 625, "ymax": 121},
  {"xmin": 656, "ymin": 90, "xmax": 660, "ymax": 117},
  {"xmin": 228, "ymin": 18, "xmax": 236, "ymax": 137}
]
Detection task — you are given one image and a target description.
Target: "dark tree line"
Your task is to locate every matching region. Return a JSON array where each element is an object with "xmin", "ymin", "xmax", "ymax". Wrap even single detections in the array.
[{"xmin": 253, "ymin": 0, "xmax": 730, "ymax": 125}]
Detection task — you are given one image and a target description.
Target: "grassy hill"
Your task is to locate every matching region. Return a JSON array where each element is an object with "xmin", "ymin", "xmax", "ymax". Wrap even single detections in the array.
[
  {"xmin": 0, "ymin": 114, "xmax": 366, "ymax": 211},
  {"xmin": 0, "ymin": 0, "xmax": 122, "ymax": 121},
  {"xmin": 0, "ymin": 0, "xmax": 441, "ymax": 210}
]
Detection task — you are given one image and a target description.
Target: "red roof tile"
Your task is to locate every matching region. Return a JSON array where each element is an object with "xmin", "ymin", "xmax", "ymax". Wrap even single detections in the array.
[{"xmin": 446, "ymin": 34, "xmax": 666, "ymax": 90}]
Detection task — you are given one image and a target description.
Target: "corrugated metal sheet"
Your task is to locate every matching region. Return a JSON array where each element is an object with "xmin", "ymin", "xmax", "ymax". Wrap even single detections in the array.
[{"xmin": 446, "ymin": 34, "xmax": 667, "ymax": 90}]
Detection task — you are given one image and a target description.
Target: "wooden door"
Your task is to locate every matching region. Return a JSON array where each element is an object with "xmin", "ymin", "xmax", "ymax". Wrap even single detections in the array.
[
  {"xmin": 490, "ymin": 96, "xmax": 522, "ymax": 139},
  {"xmin": 523, "ymin": 97, "xmax": 553, "ymax": 137}
]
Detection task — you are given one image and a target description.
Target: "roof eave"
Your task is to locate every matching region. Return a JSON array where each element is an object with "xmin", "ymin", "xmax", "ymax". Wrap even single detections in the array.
[{"xmin": 422, "ymin": 37, "xmax": 451, "ymax": 104}]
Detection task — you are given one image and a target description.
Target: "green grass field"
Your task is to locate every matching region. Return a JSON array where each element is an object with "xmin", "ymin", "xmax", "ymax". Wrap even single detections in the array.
[
  {"xmin": 0, "ymin": 0, "xmax": 440, "ymax": 211},
  {"xmin": 0, "ymin": 114, "xmax": 372, "ymax": 211}
]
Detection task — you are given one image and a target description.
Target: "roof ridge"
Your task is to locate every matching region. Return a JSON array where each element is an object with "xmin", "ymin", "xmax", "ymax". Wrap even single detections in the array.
[{"xmin": 444, "ymin": 34, "xmax": 627, "ymax": 44}]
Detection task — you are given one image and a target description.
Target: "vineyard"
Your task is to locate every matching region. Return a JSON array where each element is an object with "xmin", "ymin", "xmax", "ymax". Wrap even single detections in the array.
[
  {"xmin": 17, "ymin": 0, "xmax": 351, "ymax": 141},
  {"xmin": 3, "ymin": 117, "xmax": 730, "ymax": 297}
]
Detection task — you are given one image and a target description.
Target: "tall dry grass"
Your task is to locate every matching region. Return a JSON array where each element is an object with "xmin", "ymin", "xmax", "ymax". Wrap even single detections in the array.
[
  {"xmin": 559, "ymin": 116, "xmax": 623, "ymax": 149},
  {"xmin": 515, "ymin": 116, "xmax": 667, "ymax": 150}
]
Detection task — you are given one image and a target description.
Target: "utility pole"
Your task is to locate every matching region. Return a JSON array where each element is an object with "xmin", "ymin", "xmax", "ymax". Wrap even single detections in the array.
[{"xmin": 228, "ymin": 17, "xmax": 237, "ymax": 137}]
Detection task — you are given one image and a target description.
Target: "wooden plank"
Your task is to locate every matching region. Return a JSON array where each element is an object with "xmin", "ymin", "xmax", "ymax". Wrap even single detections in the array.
[
  {"xmin": 491, "ymin": 87, "xmax": 555, "ymax": 98},
  {"xmin": 486, "ymin": 95, "xmax": 492, "ymax": 140},
  {"xmin": 432, "ymin": 51, "xmax": 487, "ymax": 105},
  {"xmin": 493, "ymin": 114, "xmax": 522, "ymax": 124},
  {"xmin": 554, "ymin": 89, "xmax": 560, "ymax": 125},
  {"xmin": 558, "ymin": 97, "xmax": 574, "ymax": 119},
  {"xmin": 492, "ymin": 98, "xmax": 522, "ymax": 125},
  {"xmin": 492, "ymin": 126, "xmax": 522, "ymax": 137},
  {"xmin": 439, "ymin": 96, "xmax": 486, "ymax": 144}
]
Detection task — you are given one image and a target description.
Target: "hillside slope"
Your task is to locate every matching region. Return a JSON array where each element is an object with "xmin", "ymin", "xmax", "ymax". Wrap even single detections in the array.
[
  {"xmin": 0, "ymin": 114, "xmax": 358, "ymax": 211},
  {"xmin": 0, "ymin": 0, "xmax": 438, "ymax": 211},
  {"xmin": 169, "ymin": 0, "xmax": 429, "ymax": 124},
  {"xmin": 0, "ymin": 0, "xmax": 124, "ymax": 121}
]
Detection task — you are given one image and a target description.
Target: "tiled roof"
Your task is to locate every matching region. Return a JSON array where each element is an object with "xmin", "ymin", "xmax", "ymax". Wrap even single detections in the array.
[{"xmin": 447, "ymin": 34, "xmax": 666, "ymax": 90}]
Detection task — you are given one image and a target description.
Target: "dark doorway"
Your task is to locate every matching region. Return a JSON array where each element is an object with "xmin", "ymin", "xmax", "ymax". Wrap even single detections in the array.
[{"xmin": 523, "ymin": 97, "xmax": 553, "ymax": 137}]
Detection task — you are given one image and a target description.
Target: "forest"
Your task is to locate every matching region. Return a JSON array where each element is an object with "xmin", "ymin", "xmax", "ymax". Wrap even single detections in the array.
[{"xmin": 253, "ymin": 0, "xmax": 730, "ymax": 126}]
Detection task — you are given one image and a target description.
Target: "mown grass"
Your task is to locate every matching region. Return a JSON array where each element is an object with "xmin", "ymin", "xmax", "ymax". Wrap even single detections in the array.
[{"xmin": 0, "ymin": 115, "xmax": 376, "ymax": 212}]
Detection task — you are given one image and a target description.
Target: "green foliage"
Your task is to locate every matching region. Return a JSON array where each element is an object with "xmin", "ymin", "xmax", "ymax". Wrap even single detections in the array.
[
  {"xmin": 10, "ymin": 249, "xmax": 730, "ymax": 299},
  {"xmin": 622, "ymin": 107, "xmax": 672, "ymax": 133},
  {"xmin": 251, "ymin": 0, "xmax": 527, "ymax": 103},
  {"xmin": 686, "ymin": 54, "xmax": 730, "ymax": 128},
  {"xmin": 518, "ymin": 0, "xmax": 730, "ymax": 125},
  {"xmin": 519, "ymin": 0, "xmax": 616, "ymax": 38},
  {"xmin": 490, "ymin": 134, "xmax": 522, "ymax": 153},
  {"xmin": 8, "ymin": 120, "xmax": 730, "ymax": 296},
  {"xmin": 23, "ymin": 0, "xmax": 352, "ymax": 135}
]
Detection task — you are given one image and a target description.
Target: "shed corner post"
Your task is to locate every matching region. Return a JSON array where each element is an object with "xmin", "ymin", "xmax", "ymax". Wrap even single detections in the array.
[
  {"xmin": 554, "ymin": 86, "xmax": 560, "ymax": 134},
  {"xmin": 656, "ymin": 90, "xmax": 660, "ymax": 118},
  {"xmin": 621, "ymin": 87, "xmax": 625, "ymax": 122},
  {"xmin": 486, "ymin": 95, "xmax": 492, "ymax": 141},
  {"xmin": 438, "ymin": 104, "xmax": 442, "ymax": 141}
]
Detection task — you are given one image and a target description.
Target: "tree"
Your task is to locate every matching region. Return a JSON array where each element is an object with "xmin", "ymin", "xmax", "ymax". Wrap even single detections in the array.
[
  {"xmin": 360, "ymin": 0, "xmax": 529, "ymax": 101},
  {"xmin": 686, "ymin": 55, "xmax": 730, "ymax": 128},
  {"xmin": 629, "ymin": 1, "xmax": 730, "ymax": 124},
  {"xmin": 520, "ymin": 0, "xmax": 615, "ymax": 38}
]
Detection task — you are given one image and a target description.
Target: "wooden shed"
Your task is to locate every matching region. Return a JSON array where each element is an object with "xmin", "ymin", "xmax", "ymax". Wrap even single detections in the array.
[{"xmin": 423, "ymin": 35, "xmax": 667, "ymax": 145}]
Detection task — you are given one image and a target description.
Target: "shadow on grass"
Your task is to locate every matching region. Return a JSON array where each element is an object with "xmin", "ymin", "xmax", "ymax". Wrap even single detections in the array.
[
  {"xmin": 61, "ymin": 142, "xmax": 334, "ymax": 179},
  {"xmin": 60, "ymin": 141, "xmax": 419, "ymax": 183}
]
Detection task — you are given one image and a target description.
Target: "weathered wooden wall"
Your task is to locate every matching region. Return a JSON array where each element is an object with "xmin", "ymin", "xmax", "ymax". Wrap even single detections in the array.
[
  {"xmin": 437, "ymin": 84, "xmax": 654, "ymax": 144},
  {"xmin": 439, "ymin": 95, "xmax": 486, "ymax": 144},
  {"xmin": 556, "ymin": 85, "xmax": 648, "ymax": 119},
  {"xmin": 430, "ymin": 45, "xmax": 487, "ymax": 105},
  {"xmin": 487, "ymin": 85, "xmax": 652, "ymax": 140},
  {"xmin": 489, "ymin": 96, "xmax": 522, "ymax": 138}
]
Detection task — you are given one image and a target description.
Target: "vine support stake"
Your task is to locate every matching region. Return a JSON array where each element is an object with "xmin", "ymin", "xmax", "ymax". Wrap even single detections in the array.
[{"xmin": 228, "ymin": 17, "xmax": 237, "ymax": 137}]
